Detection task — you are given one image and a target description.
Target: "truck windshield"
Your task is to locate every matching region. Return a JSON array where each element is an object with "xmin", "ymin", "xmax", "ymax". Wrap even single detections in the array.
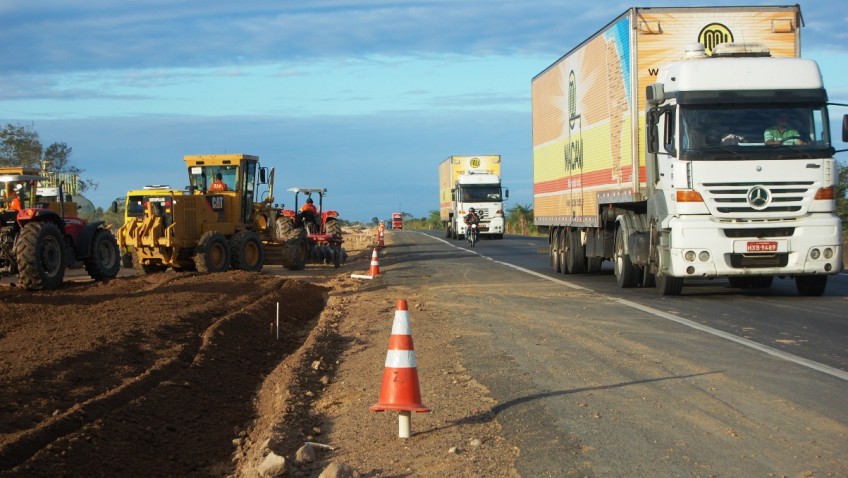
[
  {"xmin": 460, "ymin": 185, "xmax": 502, "ymax": 202},
  {"xmin": 680, "ymin": 104, "xmax": 831, "ymax": 159}
]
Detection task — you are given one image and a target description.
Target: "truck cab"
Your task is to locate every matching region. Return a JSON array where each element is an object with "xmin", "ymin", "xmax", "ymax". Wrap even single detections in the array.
[{"xmin": 644, "ymin": 43, "xmax": 844, "ymax": 295}]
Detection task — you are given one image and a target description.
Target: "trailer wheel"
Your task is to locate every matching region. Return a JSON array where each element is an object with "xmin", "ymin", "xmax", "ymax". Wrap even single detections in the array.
[
  {"xmin": 15, "ymin": 221, "xmax": 66, "ymax": 290},
  {"xmin": 795, "ymin": 275, "xmax": 826, "ymax": 296},
  {"xmin": 550, "ymin": 229, "xmax": 562, "ymax": 273},
  {"xmin": 230, "ymin": 230, "xmax": 264, "ymax": 272},
  {"xmin": 194, "ymin": 231, "xmax": 231, "ymax": 273},
  {"xmin": 614, "ymin": 228, "xmax": 638, "ymax": 288},
  {"xmin": 557, "ymin": 230, "xmax": 568, "ymax": 275},
  {"xmin": 566, "ymin": 230, "xmax": 585, "ymax": 274},
  {"xmin": 84, "ymin": 228, "xmax": 121, "ymax": 281}
]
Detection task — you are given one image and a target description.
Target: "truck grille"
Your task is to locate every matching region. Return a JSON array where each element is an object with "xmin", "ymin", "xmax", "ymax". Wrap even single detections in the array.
[{"xmin": 701, "ymin": 181, "xmax": 814, "ymax": 217}]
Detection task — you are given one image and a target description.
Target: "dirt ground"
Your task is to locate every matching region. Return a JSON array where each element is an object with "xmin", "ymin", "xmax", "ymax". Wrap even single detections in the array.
[{"xmin": 0, "ymin": 228, "xmax": 518, "ymax": 477}]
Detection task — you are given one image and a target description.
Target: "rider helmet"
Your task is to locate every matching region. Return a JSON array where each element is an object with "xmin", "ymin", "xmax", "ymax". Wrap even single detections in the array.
[{"xmin": 469, "ymin": 207, "xmax": 475, "ymax": 212}]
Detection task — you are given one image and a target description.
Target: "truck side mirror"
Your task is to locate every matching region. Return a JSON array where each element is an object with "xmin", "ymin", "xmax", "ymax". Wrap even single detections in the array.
[
  {"xmin": 259, "ymin": 168, "xmax": 268, "ymax": 184},
  {"xmin": 505, "ymin": 189, "xmax": 509, "ymax": 199},
  {"xmin": 110, "ymin": 201, "xmax": 119, "ymax": 214},
  {"xmin": 842, "ymin": 115, "xmax": 848, "ymax": 142}
]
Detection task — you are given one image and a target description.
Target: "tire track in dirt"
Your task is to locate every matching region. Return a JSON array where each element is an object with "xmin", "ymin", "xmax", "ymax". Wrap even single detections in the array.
[{"xmin": 1, "ymin": 272, "xmax": 328, "ymax": 476}]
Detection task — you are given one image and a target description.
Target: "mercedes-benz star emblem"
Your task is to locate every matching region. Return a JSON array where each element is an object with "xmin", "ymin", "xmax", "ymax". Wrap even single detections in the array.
[{"xmin": 747, "ymin": 185, "xmax": 770, "ymax": 210}]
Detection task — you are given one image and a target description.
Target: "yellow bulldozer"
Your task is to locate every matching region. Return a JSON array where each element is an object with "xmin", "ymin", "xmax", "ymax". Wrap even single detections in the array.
[{"xmin": 115, "ymin": 154, "xmax": 307, "ymax": 273}]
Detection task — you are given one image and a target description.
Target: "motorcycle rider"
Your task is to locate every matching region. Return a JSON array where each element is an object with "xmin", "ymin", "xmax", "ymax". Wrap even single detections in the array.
[{"xmin": 464, "ymin": 207, "xmax": 480, "ymax": 241}]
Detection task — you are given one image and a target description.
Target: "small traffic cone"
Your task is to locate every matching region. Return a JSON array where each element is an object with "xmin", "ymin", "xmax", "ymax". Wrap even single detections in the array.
[
  {"xmin": 378, "ymin": 229, "xmax": 385, "ymax": 248},
  {"xmin": 371, "ymin": 299, "xmax": 429, "ymax": 438},
  {"xmin": 368, "ymin": 247, "xmax": 381, "ymax": 276}
]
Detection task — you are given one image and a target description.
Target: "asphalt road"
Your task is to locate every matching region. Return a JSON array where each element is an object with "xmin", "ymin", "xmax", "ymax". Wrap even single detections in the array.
[{"xmin": 390, "ymin": 229, "xmax": 847, "ymax": 476}]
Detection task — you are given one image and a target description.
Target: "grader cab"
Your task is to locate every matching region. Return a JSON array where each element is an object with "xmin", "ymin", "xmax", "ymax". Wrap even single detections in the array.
[{"xmin": 116, "ymin": 154, "xmax": 307, "ymax": 274}]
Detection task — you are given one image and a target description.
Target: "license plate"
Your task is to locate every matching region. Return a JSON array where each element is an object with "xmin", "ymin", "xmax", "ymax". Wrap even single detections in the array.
[{"xmin": 746, "ymin": 241, "xmax": 778, "ymax": 252}]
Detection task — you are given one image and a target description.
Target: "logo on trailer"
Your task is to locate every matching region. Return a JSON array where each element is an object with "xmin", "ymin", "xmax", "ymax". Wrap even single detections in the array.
[
  {"xmin": 568, "ymin": 70, "xmax": 577, "ymax": 130},
  {"xmin": 746, "ymin": 185, "xmax": 771, "ymax": 210},
  {"xmin": 470, "ymin": 157, "xmax": 481, "ymax": 169},
  {"xmin": 698, "ymin": 23, "xmax": 733, "ymax": 56},
  {"xmin": 565, "ymin": 69, "xmax": 583, "ymax": 172}
]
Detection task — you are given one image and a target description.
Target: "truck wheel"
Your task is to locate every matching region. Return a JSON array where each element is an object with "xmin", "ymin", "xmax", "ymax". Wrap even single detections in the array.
[
  {"xmin": 194, "ymin": 231, "xmax": 231, "ymax": 273},
  {"xmin": 15, "ymin": 221, "xmax": 66, "ymax": 290},
  {"xmin": 566, "ymin": 230, "xmax": 585, "ymax": 274},
  {"xmin": 795, "ymin": 275, "xmax": 826, "ymax": 296},
  {"xmin": 84, "ymin": 228, "xmax": 121, "ymax": 281},
  {"xmin": 614, "ymin": 228, "xmax": 637, "ymax": 288},
  {"xmin": 655, "ymin": 249, "xmax": 683, "ymax": 296},
  {"xmin": 550, "ymin": 229, "xmax": 561, "ymax": 272},
  {"xmin": 557, "ymin": 230, "xmax": 568, "ymax": 275},
  {"xmin": 230, "ymin": 230, "xmax": 264, "ymax": 272},
  {"xmin": 445, "ymin": 225, "xmax": 451, "ymax": 239}
]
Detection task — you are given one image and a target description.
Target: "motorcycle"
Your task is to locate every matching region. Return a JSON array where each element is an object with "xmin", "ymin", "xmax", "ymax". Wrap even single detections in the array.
[{"xmin": 467, "ymin": 223, "xmax": 479, "ymax": 248}]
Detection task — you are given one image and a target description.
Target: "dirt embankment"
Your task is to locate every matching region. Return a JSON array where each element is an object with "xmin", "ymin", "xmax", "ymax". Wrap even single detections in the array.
[{"xmin": 1, "ymin": 228, "xmax": 518, "ymax": 477}]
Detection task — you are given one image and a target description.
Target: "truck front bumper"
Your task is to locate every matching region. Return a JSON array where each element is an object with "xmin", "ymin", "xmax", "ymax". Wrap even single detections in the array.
[{"xmin": 665, "ymin": 214, "xmax": 843, "ymax": 277}]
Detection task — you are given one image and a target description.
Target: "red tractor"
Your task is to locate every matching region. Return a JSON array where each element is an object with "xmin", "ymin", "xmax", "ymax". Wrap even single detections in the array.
[
  {"xmin": 0, "ymin": 168, "xmax": 120, "ymax": 290},
  {"xmin": 282, "ymin": 188, "xmax": 345, "ymax": 268}
]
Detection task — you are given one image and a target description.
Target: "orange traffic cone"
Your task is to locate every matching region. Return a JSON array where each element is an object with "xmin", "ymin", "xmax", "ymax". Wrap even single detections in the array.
[
  {"xmin": 368, "ymin": 247, "xmax": 381, "ymax": 276},
  {"xmin": 378, "ymin": 229, "xmax": 385, "ymax": 248},
  {"xmin": 371, "ymin": 299, "xmax": 430, "ymax": 414}
]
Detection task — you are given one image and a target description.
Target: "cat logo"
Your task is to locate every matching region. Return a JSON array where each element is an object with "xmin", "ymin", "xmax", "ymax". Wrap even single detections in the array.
[
  {"xmin": 698, "ymin": 23, "xmax": 733, "ymax": 56},
  {"xmin": 470, "ymin": 157, "xmax": 481, "ymax": 169}
]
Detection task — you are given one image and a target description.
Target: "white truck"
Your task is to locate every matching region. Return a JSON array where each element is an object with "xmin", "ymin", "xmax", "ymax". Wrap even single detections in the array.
[
  {"xmin": 439, "ymin": 155, "xmax": 508, "ymax": 240},
  {"xmin": 532, "ymin": 5, "xmax": 845, "ymax": 296}
]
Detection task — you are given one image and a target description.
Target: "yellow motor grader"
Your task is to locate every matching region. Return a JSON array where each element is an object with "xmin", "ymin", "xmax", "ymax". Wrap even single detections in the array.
[{"xmin": 114, "ymin": 154, "xmax": 307, "ymax": 273}]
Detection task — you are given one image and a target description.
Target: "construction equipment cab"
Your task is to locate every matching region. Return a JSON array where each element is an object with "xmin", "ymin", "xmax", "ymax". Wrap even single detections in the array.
[{"xmin": 185, "ymin": 155, "xmax": 260, "ymax": 225}]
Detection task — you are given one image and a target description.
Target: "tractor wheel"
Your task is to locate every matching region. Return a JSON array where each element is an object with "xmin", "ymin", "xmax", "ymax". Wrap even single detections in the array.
[
  {"xmin": 84, "ymin": 228, "xmax": 121, "ymax": 281},
  {"xmin": 325, "ymin": 218, "xmax": 342, "ymax": 238},
  {"xmin": 333, "ymin": 243, "xmax": 342, "ymax": 268},
  {"xmin": 230, "ymin": 230, "xmax": 264, "ymax": 272},
  {"xmin": 275, "ymin": 217, "xmax": 295, "ymax": 241},
  {"xmin": 285, "ymin": 236, "xmax": 308, "ymax": 271},
  {"xmin": 15, "ymin": 221, "xmax": 66, "ymax": 290},
  {"xmin": 194, "ymin": 231, "xmax": 231, "ymax": 273}
]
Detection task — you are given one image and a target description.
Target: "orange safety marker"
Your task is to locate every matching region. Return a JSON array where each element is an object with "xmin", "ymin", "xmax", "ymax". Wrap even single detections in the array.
[
  {"xmin": 377, "ymin": 228, "xmax": 385, "ymax": 248},
  {"xmin": 368, "ymin": 247, "xmax": 381, "ymax": 276},
  {"xmin": 371, "ymin": 299, "xmax": 430, "ymax": 438}
]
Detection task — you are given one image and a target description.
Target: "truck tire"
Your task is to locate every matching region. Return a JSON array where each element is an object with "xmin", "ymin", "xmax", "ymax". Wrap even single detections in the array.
[
  {"xmin": 550, "ymin": 229, "xmax": 562, "ymax": 273},
  {"xmin": 795, "ymin": 275, "xmax": 826, "ymax": 296},
  {"xmin": 230, "ymin": 230, "xmax": 264, "ymax": 272},
  {"xmin": 655, "ymin": 248, "xmax": 683, "ymax": 296},
  {"xmin": 566, "ymin": 230, "xmax": 585, "ymax": 274},
  {"xmin": 194, "ymin": 231, "xmax": 231, "ymax": 273},
  {"xmin": 84, "ymin": 228, "xmax": 121, "ymax": 281},
  {"xmin": 15, "ymin": 221, "xmax": 66, "ymax": 290},
  {"xmin": 614, "ymin": 227, "xmax": 637, "ymax": 288}
]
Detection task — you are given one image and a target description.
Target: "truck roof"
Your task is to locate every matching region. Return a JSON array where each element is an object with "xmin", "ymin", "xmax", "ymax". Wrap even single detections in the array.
[{"xmin": 660, "ymin": 56, "xmax": 823, "ymax": 95}]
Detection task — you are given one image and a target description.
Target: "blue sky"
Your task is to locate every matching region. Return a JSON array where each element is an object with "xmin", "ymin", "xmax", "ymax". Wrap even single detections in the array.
[{"xmin": 2, "ymin": 1, "xmax": 847, "ymax": 222}]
